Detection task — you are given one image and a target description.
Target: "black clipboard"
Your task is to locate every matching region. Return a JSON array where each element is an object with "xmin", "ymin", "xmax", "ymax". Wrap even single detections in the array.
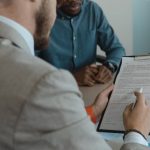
[{"xmin": 97, "ymin": 56, "xmax": 137, "ymax": 133}]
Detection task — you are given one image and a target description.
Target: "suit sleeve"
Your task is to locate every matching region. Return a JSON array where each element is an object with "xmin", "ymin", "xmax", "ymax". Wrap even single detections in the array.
[
  {"xmin": 14, "ymin": 69, "xmax": 149, "ymax": 150},
  {"xmin": 121, "ymin": 143, "xmax": 150, "ymax": 150}
]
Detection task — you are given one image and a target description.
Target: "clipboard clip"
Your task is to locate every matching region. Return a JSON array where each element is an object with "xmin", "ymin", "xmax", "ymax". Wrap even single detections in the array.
[{"xmin": 134, "ymin": 55, "xmax": 150, "ymax": 61}]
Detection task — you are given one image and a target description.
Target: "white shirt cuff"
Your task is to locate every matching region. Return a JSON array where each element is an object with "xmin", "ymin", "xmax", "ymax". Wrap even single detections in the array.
[{"xmin": 124, "ymin": 132, "xmax": 148, "ymax": 146}]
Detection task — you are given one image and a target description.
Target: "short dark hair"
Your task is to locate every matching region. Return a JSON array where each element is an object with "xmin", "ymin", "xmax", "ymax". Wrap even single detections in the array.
[{"xmin": 0, "ymin": 0, "xmax": 12, "ymax": 6}]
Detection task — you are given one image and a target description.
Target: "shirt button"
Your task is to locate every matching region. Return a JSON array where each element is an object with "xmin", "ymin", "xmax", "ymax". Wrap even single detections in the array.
[
  {"xmin": 71, "ymin": 19, "xmax": 74, "ymax": 23},
  {"xmin": 73, "ymin": 36, "xmax": 76, "ymax": 40},
  {"xmin": 74, "ymin": 55, "xmax": 77, "ymax": 59},
  {"xmin": 1, "ymin": 39, "xmax": 11, "ymax": 46}
]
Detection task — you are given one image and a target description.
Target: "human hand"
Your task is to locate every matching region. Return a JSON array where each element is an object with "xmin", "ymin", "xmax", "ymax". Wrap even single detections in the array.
[
  {"xmin": 92, "ymin": 84, "xmax": 114, "ymax": 119},
  {"xmin": 95, "ymin": 65, "xmax": 113, "ymax": 84},
  {"xmin": 73, "ymin": 65, "xmax": 98, "ymax": 86},
  {"xmin": 123, "ymin": 92, "xmax": 150, "ymax": 138}
]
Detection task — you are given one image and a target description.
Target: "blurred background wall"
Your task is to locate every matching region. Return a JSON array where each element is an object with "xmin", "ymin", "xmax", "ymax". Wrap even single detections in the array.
[
  {"xmin": 133, "ymin": 0, "xmax": 150, "ymax": 55},
  {"xmin": 92, "ymin": 0, "xmax": 150, "ymax": 56}
]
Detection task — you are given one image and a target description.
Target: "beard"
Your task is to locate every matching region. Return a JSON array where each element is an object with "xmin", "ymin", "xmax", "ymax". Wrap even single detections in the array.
[
  {"xmin": 34, "ymin": 0, "xmax": 55, "ymax": 50},
  {"xmin": 60, "ymin": 0, "xmax": 82, "ymax": 17}
]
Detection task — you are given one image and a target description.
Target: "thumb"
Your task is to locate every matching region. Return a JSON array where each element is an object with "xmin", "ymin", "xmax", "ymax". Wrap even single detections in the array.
[
  {"xmin": 101, "ymin": 84, "xmax": 114, "ymax": 97},
  {"xmin": 90, "ymin": 64, "xmax": 97, "ymax": 68},
  {"xmin": 134, "ymin": 91, "xmax": 145, "ymax": 108}
]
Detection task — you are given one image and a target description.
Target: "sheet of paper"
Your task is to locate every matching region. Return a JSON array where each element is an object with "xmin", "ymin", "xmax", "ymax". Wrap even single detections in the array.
[{"xmin": 99, "ymin": 57, "xmax": 150, "ymax": 132}]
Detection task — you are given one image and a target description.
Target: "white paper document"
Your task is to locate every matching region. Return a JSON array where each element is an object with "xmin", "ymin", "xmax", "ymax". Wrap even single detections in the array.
[{"xmin": 98, "ymin": 56, "xmax": 150, "ymax": 132}]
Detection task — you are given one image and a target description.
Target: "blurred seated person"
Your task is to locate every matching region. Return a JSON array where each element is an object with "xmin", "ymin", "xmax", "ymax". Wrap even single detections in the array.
[{"xmin": 37, "ymin": 0, "xmax": 125, "ymax": 86}]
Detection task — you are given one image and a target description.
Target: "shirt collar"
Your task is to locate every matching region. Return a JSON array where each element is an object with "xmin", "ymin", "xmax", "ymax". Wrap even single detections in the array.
[{"xmin": 0, "ymin": 16, "xmax": 34, "ymax": 56}]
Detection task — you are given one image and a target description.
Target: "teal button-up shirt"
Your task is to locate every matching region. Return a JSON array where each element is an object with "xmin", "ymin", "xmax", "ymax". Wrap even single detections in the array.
[{"xmin": 38, "ymin": 0, "xmax": 125, "ymax": 71}]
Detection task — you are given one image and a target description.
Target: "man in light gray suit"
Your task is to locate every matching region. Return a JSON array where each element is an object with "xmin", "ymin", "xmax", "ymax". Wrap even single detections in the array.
[{"xmin": 0, "ymin": 0, "xmax": 150, "ymax": 150}]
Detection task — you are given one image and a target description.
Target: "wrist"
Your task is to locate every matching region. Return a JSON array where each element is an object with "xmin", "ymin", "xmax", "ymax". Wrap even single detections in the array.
[
  {"xmin": 103, "ymin": 62, "xmax": 117, "ymax": 73},
  {"xmin": 85, "ymin": 105, "xmax": 97, "ymax": 123},
  {"xmin": 123, "ymin": 131, "xmax": 148, "ymax": 146},
  {"xmin": 125, "ymin": 125, "xmax": 148, "ymax": 139},
  {"xmin": 92, "ymin": 104, "xmax": 101, "ymax": 118},
  {"xmin": 123, "ymin": 129, "xmax": 147, "ymax": 141}
]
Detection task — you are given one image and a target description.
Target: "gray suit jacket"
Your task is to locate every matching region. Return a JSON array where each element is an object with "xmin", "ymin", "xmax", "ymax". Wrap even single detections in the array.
[{"xmin": 0, "ymin": 21, "xmax": 149, "ymax": 150}]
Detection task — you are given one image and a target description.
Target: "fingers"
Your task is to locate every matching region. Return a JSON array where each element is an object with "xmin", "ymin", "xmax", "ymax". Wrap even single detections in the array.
[
  {"xmin": 100, "ymin": 73, "xmax": 112, "ymax": 83},
  {"xmin": 73, "ymin": 66, "xmax": 96, "ymax": 86},
  {"xmin": 124, "ymin": 103, "xmax": 133, "ymax": 114},
  {"xmin": 124, "ymin": 92, "xmax": 147, "ymax": 114},
  {"xmin": 95, "ymin": 66, "xmax": 112, "ymax": 83},
  {"xmin": 86, "ymin": 69, "xmax": 96, "ymax": 80},
  {"xmin": 83, "ymin": 68, "xmax": 96, "ymax": 86},
  {"xmin": 82, "ymin": 65, "xmax": 98, "ymax": 86},
  {"xmin": 89, "ymin": 64, "xmax": 98, "ymax": 74},
  {"xmin": 123, "ymin": 105, "xmax": 129, "ymax": 117},
  {"xmin": 83, "ymin": 75, "xmax": 95, "ymax": 86},
  {"xmin": 123, "ymin": 103, "xmax": 132, "ymax": 130},
  {"xmin": 90, "ymin": 67, "xmax": 98, "ymax": 75},
  {"xmin": 93, "ymin": 85, "xmax": 114, "ymax": 117},
  {"xmin": 75, "ymin": 64, "xmax": 113, "ymax": 86},
  {"xmin": 123, "ymin": 103, "xmax": 134, "ymax": 128}
]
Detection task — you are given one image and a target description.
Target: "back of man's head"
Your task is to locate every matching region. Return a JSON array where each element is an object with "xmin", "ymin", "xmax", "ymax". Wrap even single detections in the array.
[
  {"xmin": 0, "ymin": 0, "xmax": 57, "ymax": 50},
  {"xmin": 0, "ymin": 0, "xmax": 12, "ymax": 6}
]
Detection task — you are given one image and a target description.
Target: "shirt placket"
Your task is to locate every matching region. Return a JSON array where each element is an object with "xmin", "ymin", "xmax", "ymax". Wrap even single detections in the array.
[{"xmin": 70, "ymin": 18, "xmax": 78, "ymax": 70}]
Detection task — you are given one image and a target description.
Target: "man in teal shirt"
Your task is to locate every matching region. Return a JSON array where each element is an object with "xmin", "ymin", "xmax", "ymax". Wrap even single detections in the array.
[{"xmin": 38, "ymin": 0, "xmax": 125, "ymax": 86}]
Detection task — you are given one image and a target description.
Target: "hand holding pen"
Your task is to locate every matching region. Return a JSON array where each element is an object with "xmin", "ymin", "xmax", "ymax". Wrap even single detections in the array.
[
  {"xmin": 123, "ymin": 87, "xmax": 150, "ymax": 139},
  {"xmin": 132, "ymin": 87, "xmax": 143, "ymax": 109}
]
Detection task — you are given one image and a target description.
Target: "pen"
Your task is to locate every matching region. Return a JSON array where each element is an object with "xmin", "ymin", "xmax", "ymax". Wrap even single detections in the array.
[
  {"xmin": 138, "ymin": 87, "xmax": 143, "ymax": 94},
  {"xmin": 132, "ymin": 87, "xmax": 143, "ymax": 109}
]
